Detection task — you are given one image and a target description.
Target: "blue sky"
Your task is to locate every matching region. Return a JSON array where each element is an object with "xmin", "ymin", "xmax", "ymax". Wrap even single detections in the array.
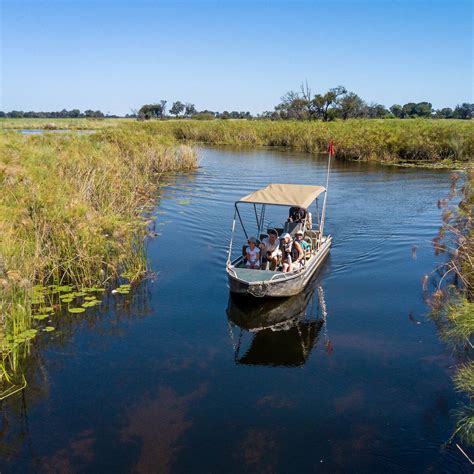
[{"xmin": 1, "ymin": 0, "xmax": 472, "ymax": 114}]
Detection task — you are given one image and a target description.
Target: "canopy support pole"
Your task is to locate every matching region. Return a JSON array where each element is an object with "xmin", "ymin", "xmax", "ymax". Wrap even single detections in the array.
[
  {"xmin": 319, "ymin": 146, "xmax": 332, "ymax": 246},
  {"xmin": 227, "ymin": 208, "xmax": 237, "ymax": 264},
  {"xmin": 235, "ymin": 204, "xmax": 248, "ymax": 240}
]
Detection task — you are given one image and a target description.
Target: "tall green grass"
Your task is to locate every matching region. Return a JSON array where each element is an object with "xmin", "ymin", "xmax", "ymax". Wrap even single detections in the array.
[
  {"xmin": 2, "ymin": 118, "xmax": 472, "ymax": 165},
  {"xmin": 430, "ymin": 170, "xmax": 473, "ymax": 446},
  {"xmin": 136, "ymin": 119, "xmax": 473, "ymax": 165},
  {"xmin": 0, "ymin": 127, "xmax": 197, "ymax": 396}
]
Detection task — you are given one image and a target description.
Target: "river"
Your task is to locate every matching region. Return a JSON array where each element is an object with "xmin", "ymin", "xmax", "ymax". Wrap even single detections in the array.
[{"xmin": 0, "ymin": 147, "xmax": 468, "ymax": 472}]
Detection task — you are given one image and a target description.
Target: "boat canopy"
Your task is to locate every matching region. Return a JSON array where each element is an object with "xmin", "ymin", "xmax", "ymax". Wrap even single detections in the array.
[{"xmin": 238, "ymin": 183, "xmax": 326, "ymax": 209}]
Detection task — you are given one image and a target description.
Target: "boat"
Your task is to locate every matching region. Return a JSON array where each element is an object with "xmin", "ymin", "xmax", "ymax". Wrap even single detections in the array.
[{"xmin": 225, "ymin": 145, "xmax": 334, "ymax": 298}]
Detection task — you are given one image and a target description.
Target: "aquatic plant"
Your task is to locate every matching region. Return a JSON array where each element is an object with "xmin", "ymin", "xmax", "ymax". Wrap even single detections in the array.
[{"xmin": 0, "ymin": 127, "xmax": 197, "ymax": 396}]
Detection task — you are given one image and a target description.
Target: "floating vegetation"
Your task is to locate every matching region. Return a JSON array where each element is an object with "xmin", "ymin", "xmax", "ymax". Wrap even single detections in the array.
[
  {"xmin": 112, "ymin": 284, "xmax": 131, "ymax": 295},
  {"xmin": 33, "ymin": 314, "xmax": 50, "ymax": 321},
  {"xmin": 68, "ymin": 307, "xmax": 86, "ymax": 314}
]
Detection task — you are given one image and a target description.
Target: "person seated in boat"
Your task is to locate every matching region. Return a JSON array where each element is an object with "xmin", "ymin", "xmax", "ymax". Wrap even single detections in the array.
[
  {"xmin": 245, "ymin": 236, "xmax": 261, "ymax": 269},
  {"xmin": 288, "ymin": 206, "xmax": 307, "ymax": 223},
  {"xmin": 259, "ymin": 229, "xmax": 281, "ymax": 270},
  {"xmin": 281, "ymin": 233, "xmax": 304, "ymax": 272},
  {"xmin": 295, "ymin": 229, "xmax": 310, "ymax": 257}
]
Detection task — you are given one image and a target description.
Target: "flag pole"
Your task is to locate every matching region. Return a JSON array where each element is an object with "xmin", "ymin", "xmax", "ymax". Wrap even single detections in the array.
[{"xmin": 319, "ymin": 141, "xmax": 334, "ymax": 246}]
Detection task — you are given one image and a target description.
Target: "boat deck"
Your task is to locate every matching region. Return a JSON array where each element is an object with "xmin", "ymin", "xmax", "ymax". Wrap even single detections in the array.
[{"xmin": 233, "ymin": 267, "xmax": 279, "ymax": 282}]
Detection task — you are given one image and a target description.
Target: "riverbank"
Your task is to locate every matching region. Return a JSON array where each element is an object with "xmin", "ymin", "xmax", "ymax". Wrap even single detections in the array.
[
  {"xmin": 1, "ymin": 118, "xmax": 472, "ymax": 167},
  {"xmin": 0, "ymin": 127, "xmax": 197, "ymax": 396}
]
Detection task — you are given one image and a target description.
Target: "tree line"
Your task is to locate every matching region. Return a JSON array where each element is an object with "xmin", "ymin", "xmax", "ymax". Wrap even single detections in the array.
[
  {"xmin": 0, "ymin": 109, "xmax": 123, "ymax": 119},
  {"xmin": 264, "ymin": 83, "xmax": 474, "ymax": 121},
  {"xmin": 1, "ymin": 85, "xmax": 472, "ymax": 121},
  {"xmin": 138, "ymin": 88, "xmax": 473, "ymax": 121},
  {"xmin": 137, "ymin": 101, "xmax": 252, "ymax": 120}
]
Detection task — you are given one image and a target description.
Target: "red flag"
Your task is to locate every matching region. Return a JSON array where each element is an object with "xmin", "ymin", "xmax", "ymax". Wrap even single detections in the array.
[{"xmin": 327, "ymin": 141, "xmax": 335, "ymax": 157}]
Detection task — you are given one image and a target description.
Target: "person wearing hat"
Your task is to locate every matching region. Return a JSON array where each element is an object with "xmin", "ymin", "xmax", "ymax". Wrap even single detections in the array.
[
  {"xmin": 245, "ymin": 236, "xmax": 261, "ymax": 269},
  {"xmin": 281, "ymin": 233, "xmax": 304, "ymax": 273},
  {"xmin": 259, "ymin": 229, "xmax": 281, "ymax": 270},
  {"xmin": 295, "ymin": 229, "xmax": 310, "ymax": 254}
]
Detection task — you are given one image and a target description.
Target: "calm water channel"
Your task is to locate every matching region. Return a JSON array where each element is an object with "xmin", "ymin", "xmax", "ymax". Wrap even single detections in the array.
[{"xmin": 1, "ymin": 147, "xmax": 469, "ymax": 473}]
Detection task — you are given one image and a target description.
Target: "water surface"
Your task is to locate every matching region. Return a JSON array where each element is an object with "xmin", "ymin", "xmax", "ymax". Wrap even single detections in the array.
[{"xmin": 1, "ymin": 147, "xmax": 468, "ymax": 473}]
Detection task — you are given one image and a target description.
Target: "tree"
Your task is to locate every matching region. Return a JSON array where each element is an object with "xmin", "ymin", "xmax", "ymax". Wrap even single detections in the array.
[
  {"xmin": 453, "ymin": 103, "xmax": 474, "ymax": 119},
  {"xmin": 414, "ymin": 102, "xmax": 433, "ymax": 117},
  {"xmin": 184, "ymin": 103, "xmax": 197, "ymax": 117},
  {"xmin": 138, "ymin": 102, "xmax": 166, "ymax": 120},
  {"xmin": 169, "ymin": 101, "xmax": 185, "ymax": 117},
  {"xmin": 390, "ymin": 104, "xmax": 403, "ymax": 118},
  {"xmin": 310, "ymin": 85, "xmax": 347, "ymax": 121},
  {"xmin": 364, "ymin": 103, "xmax": 388, "ymax": 118},
  {"xmin": 338, "ymin": 92, "xmax": 366, "ymax": 119},
  {"xmin": 159, "ymin": 100, "xmax": 167, "ymax": 118},
  {"xmin": 274, "ymin": 90, "xmax": 309, "ymax": 120},
  {"xmin": 435, "ymin": 108, "xmax": 454, "ymax": 119},
  {"xmin": 401, "ymin": 102, "xmax": 417, "ymax": 118}
]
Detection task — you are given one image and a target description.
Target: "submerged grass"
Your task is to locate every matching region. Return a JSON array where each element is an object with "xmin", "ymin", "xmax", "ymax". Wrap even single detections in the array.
[
  {"xmin": 133, "ymin": 119, "xmax": 474, "ymax": 166},
  {"xmin": 0, "ymin": 126, "xmax": 197, "ymax": 395}
]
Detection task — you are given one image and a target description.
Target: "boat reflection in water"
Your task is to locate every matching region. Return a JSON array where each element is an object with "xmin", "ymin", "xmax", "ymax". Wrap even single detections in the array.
[{"xmin": 227, "ymin": 284, "xmax": 328, "ymax": 367}]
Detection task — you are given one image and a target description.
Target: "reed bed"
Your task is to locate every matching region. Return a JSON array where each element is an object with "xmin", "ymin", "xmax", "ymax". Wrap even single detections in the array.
[
  {"xmin": 137, "ymin": 119, "xmax": 474, "ymax": 165},
  {"xmin": 429, "ymin": 170, "xmax": 473, "ymax": 446},
  {"xmin": 0, "ymin": 127, "xmax": 197, "ymax": 394}
]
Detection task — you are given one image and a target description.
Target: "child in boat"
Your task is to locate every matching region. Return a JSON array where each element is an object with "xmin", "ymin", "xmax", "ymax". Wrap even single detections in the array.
[{"xmin": 245, "ymin": 237, "xmax": 261, "ymax": 269}]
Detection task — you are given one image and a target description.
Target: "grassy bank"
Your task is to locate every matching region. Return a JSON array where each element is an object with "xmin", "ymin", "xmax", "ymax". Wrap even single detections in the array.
[
  {"xmin": 2, "ymin": 118, "xmax": 472, "ymax": 166},
  {"xmin": 0, "ymin": 127, "xmax": 197, "ymax": 395},
  {"xmin": 431, "ymin": 171, "xmax": 473, "ymax": 447},
  {"xmin": 133, "ymin": 119, "xmax": 474, "ymax": 166}
]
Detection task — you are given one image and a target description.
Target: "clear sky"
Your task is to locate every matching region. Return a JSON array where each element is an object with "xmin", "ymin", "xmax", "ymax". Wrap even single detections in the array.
[{"xmin": 1, "ymin": 0, "xmax": 472, "ymax": 115}]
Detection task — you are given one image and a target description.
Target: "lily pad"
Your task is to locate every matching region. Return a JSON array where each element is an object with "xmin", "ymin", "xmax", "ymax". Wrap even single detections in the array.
[
  {"xmin": 61, "ymin": 298, "xmax": 74, "ymax": 303},
  {"xmin": 43, "ymin": 326, "xmax": 55, "ymax": 332},
  {"xmin": 60, "ymin": 293, "xmax": 75, "ymax": 299},
  {"xmin": 68, "ymin": 307, "xmax": 86, "ymax": 314},
  {"xmin": 34, "ymin": 314, "xmax": 50, "ymax": 320},
  {"xmin": 84, "ymin": 296, "xmax": 97, "ymax": 301},
  {"xmin": 82, "ymin": 300, "xmax": 100, "ymax": 308}
]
